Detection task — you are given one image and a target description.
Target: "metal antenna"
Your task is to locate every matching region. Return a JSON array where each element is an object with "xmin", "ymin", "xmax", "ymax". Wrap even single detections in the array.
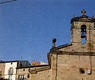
[
  {"xmin": 0, "ymin": 0, "xmax": 16, "ymax": 4},
  {"xmin": 21, "ymin": 56, "xmax": 22, "ymax": 60}
]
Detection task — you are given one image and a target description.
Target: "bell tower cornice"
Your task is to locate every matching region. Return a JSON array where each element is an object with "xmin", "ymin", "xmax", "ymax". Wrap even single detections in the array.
[{"xmin": 71, "ymin": 9, "xmax": 95, "ymax": 23}]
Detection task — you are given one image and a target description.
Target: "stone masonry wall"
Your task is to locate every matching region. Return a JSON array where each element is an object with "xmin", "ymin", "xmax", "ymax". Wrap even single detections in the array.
[
  {"xmin": 0, "ymin": 63, "xmax": 5, "ymax": 79},
  {"xmin": 51, "ymin": 53, "xmax": 95, "ymax": 80},
  {"xmin": 17, "ymin": 66, "xmax": 51, "ymax": 80},
  {"xmin": 31, "ymin": 69, "xmax": 51, "ymax": 80},
  {"xmin": 16, "ymin": 68, "xmax": 31, "ymax": 80}
]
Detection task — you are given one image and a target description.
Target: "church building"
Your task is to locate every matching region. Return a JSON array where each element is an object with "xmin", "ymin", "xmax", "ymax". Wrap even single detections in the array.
[
  {"xmin": 48, "ymin": 9, "xmax": 95, "ymax": 80},
  {"xmin": 17, "ymin": 10, "xmax": 95, "ymax": 80}
]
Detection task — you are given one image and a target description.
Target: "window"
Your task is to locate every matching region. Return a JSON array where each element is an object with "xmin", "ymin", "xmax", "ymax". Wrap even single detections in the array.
[
  {"xmin": 81, "ymin": 25, "xmax": 86, "ymax": 43},
  {"xmin": 23, "ymin": 69, "xmax": 25, "ymax": 71},
  {"xmin": 88, "ymin": 69, "xmax": 92, "ymax": 75},
  {"xmin": 11, "ymin": 62, "xmax": 13, "ymax": 65},
  {"xmin": 8, "ymin": 68, "xmax": 13, "ymax": 75},
  {"xmin": 27, "ymin": 74, "xmax": 30, "ymax": 78},
  {"xmin": 8, "ymin": 68, "xmax": 14, "ymax": 80},
  {"xmin": 18, "ymin": 75, "xmax": 25, "ymax": 80},
  {"xmin": 9, "ymin": 75, "xmax": 12, "ymax": 80},
  {"xmin": 0, "ymin": 74, "xmax": 1, "ymax": 78},
  {"xmin": 80, "ymin": 68, "xmax": 85, "ymax": 74}
]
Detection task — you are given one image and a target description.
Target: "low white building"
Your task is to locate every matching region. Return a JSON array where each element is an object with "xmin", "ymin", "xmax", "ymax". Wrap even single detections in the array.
[
  {"xmin": 0, "ymin": 60, "xmax": 31, "ymax": 80},
  {"xmin": 4, "ymin": 61, "xmax": 17, "ymax": 80}
]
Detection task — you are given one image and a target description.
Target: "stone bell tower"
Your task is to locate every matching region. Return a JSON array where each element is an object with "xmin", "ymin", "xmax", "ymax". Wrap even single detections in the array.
[{"xmin": 71, "ymin": 9, "xmax": 95, "ymax": 45}]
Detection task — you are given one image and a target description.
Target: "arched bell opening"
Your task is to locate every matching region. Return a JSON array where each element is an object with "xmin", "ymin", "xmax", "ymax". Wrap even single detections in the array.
[{"xmin": 81, "ymin": 25, "xmax": 86, "ymax": 43}]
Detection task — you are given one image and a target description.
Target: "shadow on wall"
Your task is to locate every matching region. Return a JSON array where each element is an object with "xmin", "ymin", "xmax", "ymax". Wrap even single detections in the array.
[{"xmin": 0, "ymin": 78, "xmax": 8, "ymax": 80}]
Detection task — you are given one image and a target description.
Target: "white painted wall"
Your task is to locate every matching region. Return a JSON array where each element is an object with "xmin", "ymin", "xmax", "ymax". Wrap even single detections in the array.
[{"xmin": 4, "ymin": 62, "xmax": 17, "ymax": 80}]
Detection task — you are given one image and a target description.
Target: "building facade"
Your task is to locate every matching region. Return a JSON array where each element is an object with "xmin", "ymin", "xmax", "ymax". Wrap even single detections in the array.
[
  {"xmin": 4, "ymin": 61, "xmax": 17, "ymax": 80},
  {"xmin": 16, "ymin": 67, "xmax": 31, "ymax": 80},
  {"xmin": 0, "ymin": 62, "xmax": 5, "ymax": 79},
  {"xmin": 16, "ymin": 65, "xmax": 51, "ymax": 80},
  {"xmin": 0, "ymin": 60, "xmax": 31, "ymax": 80}
]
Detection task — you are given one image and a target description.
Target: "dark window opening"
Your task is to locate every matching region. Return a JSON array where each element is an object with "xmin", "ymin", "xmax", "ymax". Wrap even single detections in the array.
[
  {"xmin": 18, "ymin": 75, "xmax": 25, "ymax": 80},
  {"xmin": 23, "ymin": 69, "xmax": 25, "ymax": 71},
  {"xmin": 81, "ymin": 25, "xmax": 86, "ymax": 43},
  {"xmin": 27, "ymin": 74, "xmax": 30, "ymax": 78},
  {"xmin": 0, "ymin": 74, "xmax": 1, "ymax": 78},
  {"xmin": 80, "ymin": 68, "xmax": 85, "ymax": 74},
  {"xmin": 11, "ymin": 62, "xmax": 12, "ymax": 65}
]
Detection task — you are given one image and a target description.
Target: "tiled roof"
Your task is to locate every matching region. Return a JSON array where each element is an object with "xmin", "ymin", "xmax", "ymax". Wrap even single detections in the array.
[{"xmin": 16, "ymin": 65, "xmax": 49, "ymax": 69}]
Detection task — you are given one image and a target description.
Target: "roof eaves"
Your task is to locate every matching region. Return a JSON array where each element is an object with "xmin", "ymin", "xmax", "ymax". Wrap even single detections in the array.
[
  {"xmin": 17, "ymin": 65, "xmax": 49, "ymax": 69},
  {"xmin": 50, "ymin": 43, "xmax": 72, "ymax": 52},
  {"xmin": 0, "ymin": 60, "xmax": 29, "ymax": 63}
]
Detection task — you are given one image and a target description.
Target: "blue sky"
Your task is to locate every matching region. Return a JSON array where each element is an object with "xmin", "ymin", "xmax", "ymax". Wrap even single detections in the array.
[{"xmin": 0, "ymin": 0, "xmax": 95, "ymax": 63}]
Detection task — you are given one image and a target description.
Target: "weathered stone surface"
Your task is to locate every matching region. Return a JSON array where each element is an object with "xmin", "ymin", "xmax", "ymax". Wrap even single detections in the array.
[
  {"xmin": 0, "ymin": 63, "xmax": 5, "ymax": 79},
  {"xmin": 50, "ymin": 10, "xmax": 95, "ymax": 80}
]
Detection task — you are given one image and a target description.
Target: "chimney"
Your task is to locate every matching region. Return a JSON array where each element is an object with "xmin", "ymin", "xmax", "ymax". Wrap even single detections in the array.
[
  {"xmin": 32, "ymin": 60, "xmax": 40, "ymax": 66},
  {"xmin": 52, "ymin": 38, "xmax": 56, "ymax": 48}
]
